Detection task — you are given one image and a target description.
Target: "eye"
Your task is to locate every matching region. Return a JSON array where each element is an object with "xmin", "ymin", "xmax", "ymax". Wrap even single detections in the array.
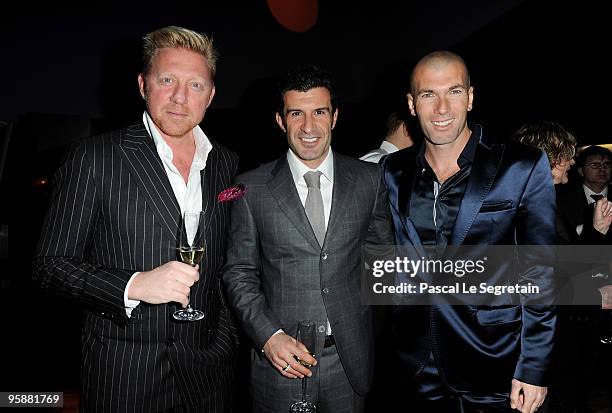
[
  {"xmin": 420, "ymin": 92, "xmax": 434, "ymax": 99},
  {"xmin": 159, "ymin": 77, "xmax": 174, "ymax": 85},
  {"xmin": 314, "ymin": 109, "xmax": 327, "ymax": 115},
  {"xmin": 450, "ymin": 88, "xmax": 464, "ymax": 95},
  {"xmin": 288, "ymin": 111, "xmax": 302, "ymax": 117},
  {"xmin": 190, "ymin": 81, "xmax": 205, "ymax": 91}
]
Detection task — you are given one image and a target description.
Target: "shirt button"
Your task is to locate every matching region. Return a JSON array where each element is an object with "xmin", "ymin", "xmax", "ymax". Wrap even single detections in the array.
[
  {"xmin": 322, "ymin": 288, "xmax": 330, "ymax": 294},
  {"xmin": 322, "ymin": 252, "xmax": 328, "ymax": 260},
  {"xmin": 166, "ymin": 338, "xmax": 175, "ymax": 347}
]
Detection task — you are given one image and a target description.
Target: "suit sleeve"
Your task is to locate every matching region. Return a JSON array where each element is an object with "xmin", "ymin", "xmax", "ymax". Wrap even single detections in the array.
[
  {"xmin": 514, "ymin": 150, "xmax": 557, "ymax": 385},
  {"xmin": 33, "ymin": 141, "xmax": 133, "ymax": 321},
  {"xmin": 366, "ymin": 169, "xmax": 395, "ymax": 246},
  {"xmin": 222, "ymin": 191, "xmax": 282, "ymax": 350}
]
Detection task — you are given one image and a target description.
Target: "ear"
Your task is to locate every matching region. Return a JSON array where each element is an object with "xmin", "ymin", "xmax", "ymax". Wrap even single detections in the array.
[
  {"xmin": 407, "ymin": 93, "xmax": 417, "ymax": 117},
  {"xmin": 275, "ymin": 112, "xmax": 286, "ymax": 132},
  {"xmin": 206, "ymin": 85, "xmax": 216, "ymax": 109},
  {"xmin": 467, "ymin": 86, "xmax": 474, "ymax": 112},
  {"xmin": 331, "ymin": 108, "xmax": 339, "ymax": 130},
  {"xmin": 138, "ymin": 73, "xmax": 146, "ymax": 100},
  {"xmin": 578, "ymin": 167, "xmax": 584, "ymax": 178}
]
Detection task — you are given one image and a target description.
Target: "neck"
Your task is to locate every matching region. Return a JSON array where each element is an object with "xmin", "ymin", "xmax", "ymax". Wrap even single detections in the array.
[
  {"xmin": 386, "ymin": 129, "xmax": 412, "ymax": 150},
  {"xmin": 163, "ymin": 131, "xmax": 195, "ymax": 154},
  {"xmin": 585, "ymin": 182, "xmax": 607, "ymax": 193},
  {"xmin": 424, "ymin": 131, "xmax": 470, "ymax": 182}
]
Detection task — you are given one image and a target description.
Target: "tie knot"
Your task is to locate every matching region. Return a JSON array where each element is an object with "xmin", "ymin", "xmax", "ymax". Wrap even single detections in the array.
[
  {"xmin": 591, "ymin": 194, "xmax": 604, "ymax": 202},
  {"xmin": 304, "ymin": 171, "xmax": 323, "ymax": 189}
]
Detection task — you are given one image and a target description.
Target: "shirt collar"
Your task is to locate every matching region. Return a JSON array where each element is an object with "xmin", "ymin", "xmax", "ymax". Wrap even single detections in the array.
[
  {"xmin": 380, "ymin": 140, "xmax": 400, "ymax": 154},
  {"xmin": 142, "ymin": 111, "xmax": 212, "ymax": 170},
  {"xmin": 416, "ymin": 124, "xmax": 480, "ymax": 170},
  {"xmin": 287, "ymin": 148, "xmax": 334, "ymax": 185},
  {"xmin": 583, "ymin": 184, "xmax": 608, "ymax": 203}
]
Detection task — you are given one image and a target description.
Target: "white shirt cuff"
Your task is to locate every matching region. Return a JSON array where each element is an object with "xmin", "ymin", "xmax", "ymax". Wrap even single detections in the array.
[{"xmin": 124, "ymin": 272, "xmax": 141, "ymax": 317}]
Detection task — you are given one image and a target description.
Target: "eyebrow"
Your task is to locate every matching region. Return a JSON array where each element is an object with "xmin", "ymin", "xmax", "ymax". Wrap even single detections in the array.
[
  {"xmin": 416, "ymin": 84, "xmax": 466, "ymax": 94},
  {"xmin": 285, "ymin": 106, "xmax": 330, "ymax": 113}
]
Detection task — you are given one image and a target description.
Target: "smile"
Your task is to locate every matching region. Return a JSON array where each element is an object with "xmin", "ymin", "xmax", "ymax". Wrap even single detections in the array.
[
  {"xmin": 432, "ymin": 119, "xmax": 453, "ymax": 127},
  {"xmin": 300, "ymin": 137, "xmax": 319, "ymax": 143}
]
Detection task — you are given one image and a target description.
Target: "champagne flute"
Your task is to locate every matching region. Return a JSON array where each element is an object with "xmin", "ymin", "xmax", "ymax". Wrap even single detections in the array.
[
  {"xmin": 173, "ymin": 211, "xmax": 205, "ymax": 322},
  {"xmin": 290, "ymin": 320, "xmax": 317, "ymax": 413}
]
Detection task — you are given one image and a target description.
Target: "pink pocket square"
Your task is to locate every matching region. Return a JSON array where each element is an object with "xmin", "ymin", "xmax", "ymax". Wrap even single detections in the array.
[{"xmin": 217, "ymin": 184, "xmax": 247, "ymax": 202}]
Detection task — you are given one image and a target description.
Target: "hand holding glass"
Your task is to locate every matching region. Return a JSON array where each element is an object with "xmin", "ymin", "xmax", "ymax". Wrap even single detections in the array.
[
  {"xmin": 173, "ymin": 211, "xmax": 205, "ymax": 321},
  {"xmin": 290, "ymin": 321, "xmax": 317, "ymax": 413}
]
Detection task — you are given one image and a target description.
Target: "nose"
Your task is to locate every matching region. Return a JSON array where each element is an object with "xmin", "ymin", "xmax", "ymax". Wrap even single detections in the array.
[
  {"xmin": 435, "ymin": 96, "xmax": 449, "ymax": 114},
  {"xmin": 170, "ymin": 83, "xmax": 188, "ymax": 104},
  {"xmin": 300, "ymin": 114, "xmax": 314, "ymax": 134}
]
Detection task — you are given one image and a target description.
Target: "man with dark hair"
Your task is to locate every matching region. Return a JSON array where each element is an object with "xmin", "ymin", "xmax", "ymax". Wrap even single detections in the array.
[
  {"xmin": 360, "ymin": 111, "xmax": 414, "ymax": 163},
  {"xmin": 381, "ymin": 51, "xmax": 557, "ymax": 413},
  {"xmin": 34, "ymin": 26, "xmax": 239, "ymax": 412},
  {"xmin": 223, "ymin": 65, "xmax": 393, "ymax": 412}
]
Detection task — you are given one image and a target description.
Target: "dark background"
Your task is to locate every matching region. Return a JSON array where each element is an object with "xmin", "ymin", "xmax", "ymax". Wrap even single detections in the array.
[{"xmin": 0, "ymin": 0, "xmax": 609, "ymax": 409}]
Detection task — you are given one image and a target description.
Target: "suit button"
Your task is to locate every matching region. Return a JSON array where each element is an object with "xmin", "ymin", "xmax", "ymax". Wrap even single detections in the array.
[
  {"xmin": 166, "ymin": 338, "xmax": 175, "ymax": 347},
  {"xmin": 322, "ymin": 252, "xmax": 328, "ymax": 260},
  {"xmin": 318, "ymin": 325, "xmax": 326, "ymax": 333},
  {"xmin": 322, "ymin": 288, "xmax": 330, "ymax": 294}
]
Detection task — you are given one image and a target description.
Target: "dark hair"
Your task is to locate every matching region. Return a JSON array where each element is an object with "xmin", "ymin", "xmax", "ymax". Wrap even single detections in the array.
[
  {"xmin": 384, "ymin": 111, "xmax": 406, "ymax": 138},
  {"xmin": 277, "ymin": 65, "xmax": 336, "ymax": 114},
  {"xmin": 578, "ymin": 145, "xmax": 612, "ymax": 166},
  {"xmin": 513, "ymin": 120, "xmax": 576, "ymax": 168}
]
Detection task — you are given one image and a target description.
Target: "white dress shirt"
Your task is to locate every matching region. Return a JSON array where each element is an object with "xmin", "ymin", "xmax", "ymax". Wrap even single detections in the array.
[
  {"xmin": 287, "ymin": 149, "xmax": 334, "ymax": 228},
  {"xmin": 359, "ymin": 140, "xmax": 399, "ymax": 163},
  {"xmin": 583, "ymin": 184, "xmax": 608, "ymax": 205},
  {"xmin": 123, "ymin": 112, "xmax": 213, "ymax": 316}
]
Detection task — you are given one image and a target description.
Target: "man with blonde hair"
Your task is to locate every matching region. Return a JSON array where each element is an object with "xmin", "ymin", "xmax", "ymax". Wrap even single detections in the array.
[{"xmin": 35, "ymin": 26, "xmax": 239, "ymax": 412}]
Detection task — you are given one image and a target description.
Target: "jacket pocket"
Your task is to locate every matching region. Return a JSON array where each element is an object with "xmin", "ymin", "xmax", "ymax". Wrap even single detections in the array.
[
  {"xmin": 476, "ymin": 305, "xmax": 521, "ymax": 325},
  {"xmin": 479, "ymin": 200, "xmax": 513, "ymax": 213}
]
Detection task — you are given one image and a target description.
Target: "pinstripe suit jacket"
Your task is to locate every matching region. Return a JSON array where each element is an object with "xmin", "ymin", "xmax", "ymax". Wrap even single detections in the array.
[
  {"xmin": 34, "ymin": 122, "xmax": 239, "ymax": 412},
  {"xmin": 222, "ymin": 152, "xmax": 394, "ymax": 407}
]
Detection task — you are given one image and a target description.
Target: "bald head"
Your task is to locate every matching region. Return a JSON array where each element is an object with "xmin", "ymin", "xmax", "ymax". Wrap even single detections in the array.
[{"xmin": 410, "ymin": 51, "xmax": 470, "ymax": 96}]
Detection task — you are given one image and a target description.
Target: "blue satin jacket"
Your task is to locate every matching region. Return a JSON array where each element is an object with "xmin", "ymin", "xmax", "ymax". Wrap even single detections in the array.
[{"xmin": 380, "ymin": 125, "xmax": 557, "ymax": 395}]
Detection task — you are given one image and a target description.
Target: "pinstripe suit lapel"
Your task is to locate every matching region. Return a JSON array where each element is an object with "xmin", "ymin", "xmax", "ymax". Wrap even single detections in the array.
[
  {"xmin": 200, "ymin": 145, "xmax": 223, "ymax": 238},
  {"xmin": 325, "ymin": 153, "xmax": 355, "ymax": 245},
  {"xmin": 113, "ymin": 123, "xmax": 181, "ymax": 241},
  {"xmin": 268, "ymin": 157, "xmax": 321, "ymax": 251}
]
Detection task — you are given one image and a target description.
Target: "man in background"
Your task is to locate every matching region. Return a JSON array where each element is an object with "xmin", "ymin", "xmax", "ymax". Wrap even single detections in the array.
[{"xmin": 360, "ymin": 111, "xmax": 414, "ymax": 163}]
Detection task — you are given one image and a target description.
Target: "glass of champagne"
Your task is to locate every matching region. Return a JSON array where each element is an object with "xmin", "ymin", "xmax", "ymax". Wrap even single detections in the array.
[
  {"xmin": 290, "ymin": 320, "xmax": 317, "ymax": 413},
  {"xmin": 173, "ymin": 211, "xmax": 205, "ymax": 322}
]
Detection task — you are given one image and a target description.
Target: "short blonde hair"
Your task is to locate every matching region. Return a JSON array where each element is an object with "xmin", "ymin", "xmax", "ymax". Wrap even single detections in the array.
[
  {"xmin": 514, "ymin": 120, "xmax": 576, "ymax": 167},
  {"xmin": 142, "ymin": 26, "xmax": 218, "ymax": 77}
]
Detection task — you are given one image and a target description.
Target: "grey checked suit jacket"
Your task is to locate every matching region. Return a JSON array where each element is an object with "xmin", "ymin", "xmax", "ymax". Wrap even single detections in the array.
[
  {"xmin": 222, "ymin": 151, "xmax": 394, "ymax": 401},
  {"xmin": 34, "ymin": 122, "xmax": 239, "ymax": 412}
]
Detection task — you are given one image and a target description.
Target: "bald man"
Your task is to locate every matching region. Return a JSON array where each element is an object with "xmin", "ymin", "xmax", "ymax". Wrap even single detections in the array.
[{"xmin": 380, "ymin": 51, "xmax": 557, "ymax": 413}]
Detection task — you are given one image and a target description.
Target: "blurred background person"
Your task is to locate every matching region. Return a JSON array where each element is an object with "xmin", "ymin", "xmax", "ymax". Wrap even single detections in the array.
[
  {"xmin": 359, "ymin": 111, "xmax": 414, "ymax": 163},
  {"xmin": 515, "ymin": 120, "xmax": 612, "ymax": 413}
]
